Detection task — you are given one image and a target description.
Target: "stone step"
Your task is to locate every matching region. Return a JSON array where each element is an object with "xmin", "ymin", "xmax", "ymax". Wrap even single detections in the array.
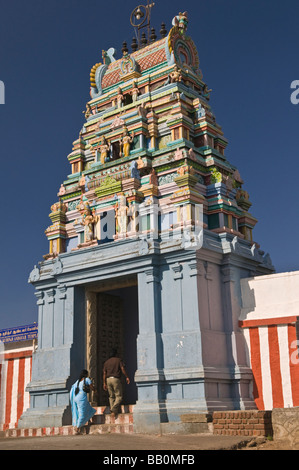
[
  {"xmin": 92, "ymin": 412, "xmax": 133, "ymax": 425},
  {"xmin": 92, "ymin": 404, "xmax": 134, "ymax": 415},
  {"xmin": 5, "ymin": 406, "xmax": 135, "ymax": 438},
  {"xmin": 5, "ymin": 426, "xmax": 78, "ymax": 438},
  {"xmin": 5, "ymin": 418, "xmax": 134, "ymax": 438},
  {"xmin": 88, "ymin": 422, "xmax": 134, "ymax": 435}
]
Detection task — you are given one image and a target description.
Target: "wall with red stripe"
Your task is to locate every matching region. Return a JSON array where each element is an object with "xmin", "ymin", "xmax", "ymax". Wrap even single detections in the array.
[
  {"xmin": 240, "ymin": 271, "xmax": 299, "ymax": 410},
  {"xmin": 0, "ymin": 342, "xmax": 34, "ymax": 431}
]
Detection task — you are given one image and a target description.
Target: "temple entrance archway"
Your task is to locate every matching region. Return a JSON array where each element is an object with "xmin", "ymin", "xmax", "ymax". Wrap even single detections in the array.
[{"xmin": 86, "ymin": 275, "xmax": 138, "ymax": 406}]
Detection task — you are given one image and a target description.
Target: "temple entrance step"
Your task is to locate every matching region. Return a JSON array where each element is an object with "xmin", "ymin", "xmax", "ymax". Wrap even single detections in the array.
[
  {"xmin": 4, "ymin": 405, "xmax": 135, "ymax": 438},
  {"xmin": 89, "ymin": 406, "xmax": 134, "ymax": 434},
  {"xmin": 93, "ymin": 404, "xmax": 134, "ymax": 416}
]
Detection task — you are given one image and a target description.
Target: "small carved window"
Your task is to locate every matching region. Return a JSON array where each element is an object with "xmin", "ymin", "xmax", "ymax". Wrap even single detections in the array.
[
  {"xmin": 110, "ymin": 142, "xmax": 121, "ymax": 161},
  {"xmin": 123, "ymin": 94, "xmax": 133, "ymax": 106},
  {"xmin": 72, "ymin": 162, "xmax": 79, "ymax": 174}
]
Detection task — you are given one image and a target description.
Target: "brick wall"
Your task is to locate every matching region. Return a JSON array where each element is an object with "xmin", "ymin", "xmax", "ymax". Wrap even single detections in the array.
[{"xmin": 213, "ymin": 410, "xmax": 273, "ymax": 437}]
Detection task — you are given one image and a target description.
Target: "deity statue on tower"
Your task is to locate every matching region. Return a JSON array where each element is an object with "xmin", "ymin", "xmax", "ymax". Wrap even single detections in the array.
[
  {"xmin": 117, "ymin": 87, "xmax": 124, "ymax": 109},
  {"xmin": 120, "ymin": 127, "xmax": 135, "ymax": 157},
  {"xmin": 97, "ymin": 136, "xmax": 110, "ymax": 164},
  {"xmin": 115, "ymin": 195, "xmax": 129, "ymax": 236},
  {"xmin": 78, "ymin": 199, "xmax": 99, "ymax": 243},
  {"xmin": 131, "ymin": 81, "xmax": 140, "ymax": 102}
]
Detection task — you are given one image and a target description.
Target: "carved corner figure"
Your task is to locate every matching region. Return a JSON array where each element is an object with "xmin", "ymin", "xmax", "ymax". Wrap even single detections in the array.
[
  {"xmin": 172, "ymin": 11, "xmax": 188, "ymax": 34},
  {"xmin": 202, "ymin": 84, "xmax": 212, "ymax": 101},
  {"xmin": 83, "ymin": 103, "xmax": 94, "ymax": 119},
  {"xmin": 170, "ymin": 65, "xmax": 182, "ymax": 83}
]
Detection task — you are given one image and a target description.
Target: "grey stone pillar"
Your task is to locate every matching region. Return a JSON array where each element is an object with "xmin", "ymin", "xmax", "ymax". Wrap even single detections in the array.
[
  {"xmin": 18, "ymin": 285, "xmax": 86, "ymax": 428},
  {"xmin": 133, "ymin": 265, "xmax": 165, "ymax": 433}
]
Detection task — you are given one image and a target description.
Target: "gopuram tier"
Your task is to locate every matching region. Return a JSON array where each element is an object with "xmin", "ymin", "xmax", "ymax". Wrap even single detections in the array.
[
  {"xmin": 44, "ymin": 12, "xmax": 257, "ymax": 256},
  {"xmin": 21, "ymin": 9, "xmax": 274, "ymax": 433}
]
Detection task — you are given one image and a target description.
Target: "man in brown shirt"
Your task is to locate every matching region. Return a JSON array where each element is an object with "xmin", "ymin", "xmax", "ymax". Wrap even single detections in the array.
[{"xmin": 103, "ymin": 348, "xmax": 130, "ymax": 416}]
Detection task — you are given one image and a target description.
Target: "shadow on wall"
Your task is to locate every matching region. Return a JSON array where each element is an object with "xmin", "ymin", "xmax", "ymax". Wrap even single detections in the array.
[{"xmin": 239, "ymin": 278, "xmax": 256, "ymax": 321}]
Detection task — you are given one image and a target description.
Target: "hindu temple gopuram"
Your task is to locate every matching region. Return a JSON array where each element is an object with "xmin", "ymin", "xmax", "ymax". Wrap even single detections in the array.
[{"xmin": 20, "ymin": 6, "xmax": 274, "ymax": 433}]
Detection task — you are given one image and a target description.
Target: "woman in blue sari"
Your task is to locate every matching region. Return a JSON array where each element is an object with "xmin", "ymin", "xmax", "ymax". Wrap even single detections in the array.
[{"xmin": 70, "ymin": 369, "xmax": 96, "ymax": 434}]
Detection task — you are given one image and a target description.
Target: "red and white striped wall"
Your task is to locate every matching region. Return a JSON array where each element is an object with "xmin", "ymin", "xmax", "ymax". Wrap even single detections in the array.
[
  {"xmin": 0, "ymin": 344, "xmax": 33, "ymax": 431},
  {"xmin": 240, "ymin": 316, "xmax": 299, "ymax": 410}
]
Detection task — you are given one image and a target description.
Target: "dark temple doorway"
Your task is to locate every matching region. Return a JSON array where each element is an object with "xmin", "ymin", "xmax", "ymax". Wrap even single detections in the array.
[{"xmin": 86, "ymin": 276, "xmax": 139, "ymax": 407}]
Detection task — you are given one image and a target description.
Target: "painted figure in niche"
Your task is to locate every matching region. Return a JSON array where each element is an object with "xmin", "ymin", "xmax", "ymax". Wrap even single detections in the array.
[
  {"xmin": 128, "ymin": 201, "xmax": 139, "ymax": 233},
  {"xmin": 115, "ymin": 195, "xmax": 128, "ymax": 235},
  {"xmin": 78, "ymin": 198, "xmax": 98, "ymax": 242},
  {"xmin": 131, "ymin": 81, "xmax": 139, "ymax": 102},
  {"xmin": 81, "ymin": 206, "xmax": 99, "ymax": 242},
  {"xmin": 117, "ymin": 87, "xmax": 124, "ymax": 109},
  {"xmin": 120, "ymin": 127, "xmax": 135, "ymax": 157},
  {"xmin": 97, "ymin": 136, "xmax": 110, "ymax": 164}
]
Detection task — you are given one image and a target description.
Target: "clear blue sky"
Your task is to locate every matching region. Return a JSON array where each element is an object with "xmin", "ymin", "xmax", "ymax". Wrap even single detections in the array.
[{"xmin": 1, "ymin": 0, "xmax": 298, "ymax": 329}]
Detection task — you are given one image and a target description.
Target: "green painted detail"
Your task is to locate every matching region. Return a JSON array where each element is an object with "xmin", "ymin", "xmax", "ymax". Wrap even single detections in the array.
[
  {"xmin": 174, "ymin": 173, "xmax": 198, "ymax": 188},
  {"xmin": 141, "ymin": 175, "xmax": 150, "ymax": 185},
  {"xmin": 153, "ymin": 157, "xmax": 207, "ymax": 175},
  {"xmin": 46, "ymin": 234, "xmax": 67, "ymax": 241},
  {"xmin": 95, "ymin": 176, "xmax": 122, "ymax": 198},
  {"xmin": 190, "ymin": 161, "xmax": 209, "ymax": 173},
  {"xmin": 210, "ymin": 167, "xmax": 222, "ymax": 183},
  {"xmin": 94, "ymin": 199, "xmax": 117, "ymax": 210},
  {"xmin": 60, "ymin": 191, "xmax": 81, "ymax": 201},
  {"xmin": 207, "ymin": 203, "xmax": 243, "ymax": 217}
]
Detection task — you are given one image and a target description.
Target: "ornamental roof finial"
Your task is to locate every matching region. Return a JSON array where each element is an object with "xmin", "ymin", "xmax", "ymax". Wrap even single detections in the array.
[{"xmin": 130, "ymin": 1, "xmax": 155, "ymax": 49}]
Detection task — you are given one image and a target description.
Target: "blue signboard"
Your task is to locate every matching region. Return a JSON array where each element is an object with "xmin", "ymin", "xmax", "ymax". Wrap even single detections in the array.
[{"xmin": 0, "ymin": 324, "xmax": 38, "ymax": 343}]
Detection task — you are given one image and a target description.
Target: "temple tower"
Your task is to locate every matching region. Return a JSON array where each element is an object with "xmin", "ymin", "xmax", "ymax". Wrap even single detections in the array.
[{"xmin": 20, "ymin": 8, "xmax": 274, "ymax": 432}]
